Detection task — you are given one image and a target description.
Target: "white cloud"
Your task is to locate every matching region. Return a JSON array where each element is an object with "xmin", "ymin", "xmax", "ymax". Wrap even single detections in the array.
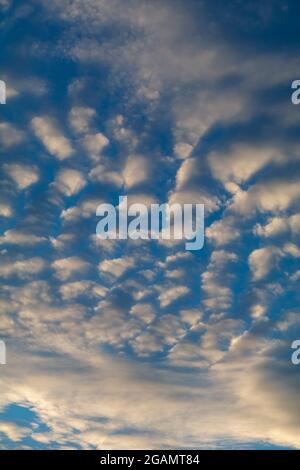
[
  {"xmin": 206, "ymin": 217, "xmax": 240, "ymax": 246},
  {"xmin": 283, "ymin": 243, "xmax": 300, "ymax": 258},
  {"xmin": 98, "ymin": 256, "xmax": 135, "ymax": 278},
  {"xmin": 69, "ymin": 106, "xmax": 96, "ymax": 134},
  {"xmin": 60, "ymin": 281, "xmax": 107, "ymax": 300},
  {"xmin": 89, "ymin": 163, "xmax": 123, "ymax": 187},
  {"xmin": 175, "ymin": 158, "xmax": 198, "ymax": 190},
  {"xmin": 0, "ymin": 257, "xmax": 46, "ymax": 278},
  {"xmin": 0, "ymin": 203, "xmax": 13, "ymax": 217},
  {"xmin": 61, "ymin": 198, "xmax": 100, "ymax": 222},
  {"xmin": 174, "ymin": 142, "xmax": 193, "ymax": 159},
  {"xmin": 0, "ymin": 122, "xmax": 24, "ymax": 148},
  {"xmin": 52, "ymin": 256, "xmax": 90, "ymax": 280},
  {"xmin": 201, "ymin": 250, "xmax": 238, "ymax": 311},
  {"xmin": 31, "ymin": 116, "xmax": 74, "ymax": 160},
  {"xmin": 0, "ymin": 230, "xmax": 46, "ymax": 245},
  {"xmin": 231, "ymin": 180, "xmax": 300, "ymax": 215},
  {"xmin": 4, "ymin": 164, "xmax": 39, "ymax": 190},
  {"xmin": 55, "ymin": 168, "xmax": 86, "ymax": 196},
  {"xmin": 158, "ymin": 285, "xmax": 190, "ymax": 308},
  {"xmin": 168, "ymin": 189, "xmax": 219, "ymax": 214},
  {"xmin": 130, "ymin": 303, "xmax": 156, "ymax": 324},
  {"xmin": 255, "ymin": 214, "xmax": 300, "ymax": 238},
  {"xmin": 122, "ymin": 155, "xmax": 150, "ymax": 189},
  {"xmin": 249, "ymin": 247, "xmax": 282, "ymax": 281},
  {"xmin": 209, "ymin": 145, "xmax": 277, "ymax": 185},
  {"xmin": 49, "ymin": 233, "xmax": 74, "ymax": 250},
  {"xmin": 82, "ymin": 133, "xmax": 109, "ymax": 160},
  {"xmin": 250, "ymin": 304, "xmax": 266, "ymax": 319},
  {"xmin": 0, "ymin": 422, "xmax": 30, "ymax": 441}
]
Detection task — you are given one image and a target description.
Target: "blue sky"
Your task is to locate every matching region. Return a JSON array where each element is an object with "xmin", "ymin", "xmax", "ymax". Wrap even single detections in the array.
[{"xmin": 1, "ymin": 0, "xmax": 300, "ymax": 449}]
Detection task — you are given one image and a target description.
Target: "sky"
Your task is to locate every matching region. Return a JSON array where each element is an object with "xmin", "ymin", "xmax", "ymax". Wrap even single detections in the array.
[{"xmin": 1, "ymin": 0, "xmax": 300, "ymax": 450}]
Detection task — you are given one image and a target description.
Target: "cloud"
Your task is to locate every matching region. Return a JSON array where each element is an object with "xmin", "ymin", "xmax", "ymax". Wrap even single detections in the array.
[
  {"xmin": 0, "ymin": 422, "xmax": 30, "ymax": 442},
  {"xmin": 283, "ymin": 242, "xmax": 300, "ymax": 258},
  {"xmin": 0, "ymin": 203, "xmax": 13, "ymax": 218},
  {"xmin": 158, "ymin": 285, "xmax": 190, "ymax": 308},
  {"xmin": 230, "ymin": 180, "xmax": 300, "ymax": 215},
  {"xmin": 254, "ymin": 214, "xmax": 300, "ymax": 238},
  {"xmin": 122, "ymin": 155, "xmax": 150, "ymax": 189},
  {"xmin": 209, "ymin": 144, "xmax": 277, "ymax": 186},
  {"xmin": 249, "ymin": 246, "xmax": 282, "ymax": 281},
  {"xmin": 31, "ymin": 116, "xmax": 74, "ymax": 160},
  {"xmin": 69, "ymin": 106, "xmax": 96, "ymax": 134},
  {"xmin": 0, "ymin": 122, "xmax": 24, "ymax": 148},
  {"xmin": 51, "ymin": 256, "xmax": 90, "ymax": 280},
  {"xmin": 174, "ymin": 142, "xmax": 193, "ymax": 160},
  {"xmin": 59, "ymin": 281, "xmax": 108, "ymax": 300},
  {"xmin": 0, "ymin": 230, "xmax": 46, "ymax": 245},
  {"xmin": 175, "ymin": 158, "xmax": 199, "ymax": 190},
  {"xmin": 168, "ymin": 189, "xmax": 219, "ymax": 214},
  {"xmin": 130, "ymin": 303, "xmax": 156, "ymax": 324},
  {"xmin": 82, "ymin": 133, "xmax": 109, "ymax": 160},
  {"xmin": 89, "ymin": 164, "xmax": 123, "ymax": 187},
  {"xmin": 0, "ymin": 257, "xmax": 46, "ymax": 279},
  {"xmin": 55, "ymin": 168, "xmax": 86, "ymax": 196},
  {"xmin": 201, "ymin": 250, "xmax": 238, "ymax": 311},
  {"xmin": 61, "ymin": 198, "xmax": 100, "ymax": 222},
  {"xmin": 4, "ymin": 164, "xmax": 39, "ymax": 190},
  {"xmin": 98, "ymin": 256, "xmax": 135, "ymax": 278},
  {"xmin": 206, "ymin": 216, "xmax": 241, "ymax": 247},
  {"xmin": 49, "ymin": 233, "xmax": 74, "ymax": 250}
]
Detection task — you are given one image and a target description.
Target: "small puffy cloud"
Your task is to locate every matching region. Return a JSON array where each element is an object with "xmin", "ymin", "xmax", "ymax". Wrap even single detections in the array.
[
  {"xmin": 158, "ymin": 285, "xmax": 190, "ymax": 308},
  {"xmin": 255, "ymin": 214, "xmax": 300, "ymax": 238},
  {"xmin": 0, "ymin": 257, "xmax": 46, "ymax": 278},
  {"xmin": 130, "ymin": 303, "xmax": 156, "ymax": 324},
  {"xmin": 0, "ymin": 122, "xmax": 24, "ymax": 148},
  {"xmin": 283, "ymin": 243, "xmax": 300, "ymax": 258},
  {"xmin": 175, "ymin": 158, "xmax": 198, "ymax": 190},
  {"xmin": 122, "ymin": 155, "xmax": 150, "ymax": 189},
  {"xmin": 52, "ymin": 256, "xmax": 90, "ymax": 280},
  {"xmin": 55, "ymin": 168, "xmax": 86, "ymax": 196},
  {"xmin": 4, "ymin": 163, "xmax": 39, "ymax": 190},
  {"xmin": 49, "ymin": 233, "xmax": 74, "ymax": 250},
  {"xmin": 250, "ymin": 304, "xmax": 266, "ymax": 319},
  {"xmin": 61, "ymin": 199, "xmax": 100, "ymax": 222},
  {"xmin": 99, "ymin": 256, "xmax": 135, "ymax": 278},
  {"xmin": 180, "ymin": 308, "xmax": 202, "ymax": 326},
  {"xmin": 249, "ymin": 247, "xmax": 282, "ymax": 281},
  {"xmin": 59, "ymin": 280, "xmax": 107, "ymax": 300},
  {"xmin": 201, "ymin": 250, "xmax": 238, "ymax": 311},
  {"xmin": 82, "ymin": 133, "xmax": 109, "ymax": 159},
  {"xmin": 131, "ymin": 332, "xmax": 165, "ymax": 356},
  {"xmin": 0, "ymin": 229, "xmax": 46, "ymax": 245},
  {"xmin": 254, "ymin": 216, "xmax": 288, "ymax": 238},
  {"xmin": 31, "ymin": 116, "xmax": 73, "ymax": 160},
  {"xmin": 0, "ymin": 203, "xmax": 13, "ymax": 217},
  {"xmin": 165, "ymin": 252, "xmax": 192, "ymax": 264},
  {"xmin": 231, "ymin": 180, "xmax": 300, "ymax": 214},
  {"xmin": 5, "ymin": 76, "xmax": 48, "ymax": 99},
  {"xmin": 165, "ymin": 268, "xmax": 185, "ymax": 280},
  {"xmin": 89, "ymin": 163, "xmax": 123, "ymax": 187},
  {"xmin": 209, "ymin": 145, "xmax": 276, "ymax": 185},
  {"xmin": 174, "ymin": 142, "xmax": 193, "ymax": 159},
  {"xmin": 0, "ymin": 422, "xmax": 30, "ymax": 441},
  {"xmin": 206, "ymin": 217, "xmax": 240, "ymax": 246},
  {"xmin": 168, "ymin": 189, "xmax": 219, "ymax": 214},
  {"xmin": 69, "ymin": 106, "xmax": 96, "ymax": 134}
]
